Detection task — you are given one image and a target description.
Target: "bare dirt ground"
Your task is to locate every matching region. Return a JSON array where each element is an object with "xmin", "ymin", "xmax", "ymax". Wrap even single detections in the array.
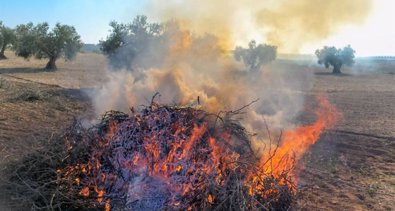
[
  {"xmin": 0, "ymin": 51, "xmax": 99, "ymax": 210},
  {"xmin": 0, "ymin": 51, "xmax": 394, "ymax": 210},
  {"xmin": 0, "ymin": 51, "xmax": 107, "ymax": 88},
  {"xmin": 297, "ymin": 69, "xmax": 395, "ymax": 211}
]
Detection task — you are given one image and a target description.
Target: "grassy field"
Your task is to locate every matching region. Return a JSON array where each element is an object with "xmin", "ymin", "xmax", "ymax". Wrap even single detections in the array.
[{"xmin": 0, "ymin": 51, "xmax": 394, "ymax": 210}]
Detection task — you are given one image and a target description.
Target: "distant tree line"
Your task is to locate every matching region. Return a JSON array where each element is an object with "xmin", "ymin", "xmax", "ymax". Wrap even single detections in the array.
[
  {"xmin": 99, "ymin": 15, "xmax": 277, "ymax": 71},
  {"xmin": 1, "ymin": 17, "xmax": 357, "ymax": 74},
  {"xmin": 80, "ymin": 44, "xmax": 101, "ymax": 53}
]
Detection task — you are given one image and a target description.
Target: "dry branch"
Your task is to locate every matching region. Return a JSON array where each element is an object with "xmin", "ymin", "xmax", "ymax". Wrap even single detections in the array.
[{"xmin": 2, "ymin": 102, "xmax": 296, "ymax": 210}]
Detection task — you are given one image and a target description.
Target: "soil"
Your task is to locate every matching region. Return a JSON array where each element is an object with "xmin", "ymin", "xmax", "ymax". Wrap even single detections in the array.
[
  {"xmin": 0, "ymin": 51, "xmax": 394, "ymax": 210},
  {"xmin": 297, "ymin": 71, "xmax": 395, "ymax": 211}
]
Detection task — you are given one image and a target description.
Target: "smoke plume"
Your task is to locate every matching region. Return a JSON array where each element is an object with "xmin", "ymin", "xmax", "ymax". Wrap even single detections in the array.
[
  {"xmin": 92, "ymin": 0, "xmax": 371, "ymax": 146},
  {"xmin": 256, "ymin": 0, "xmax": 373, "ymax": 52},
  {"xmin": 93, "ymin": 22, "xmax": 314, "ymax": 145},
  {"xmin": 149, "ymin": 0, "xmax": 372, "ymax": 53}
]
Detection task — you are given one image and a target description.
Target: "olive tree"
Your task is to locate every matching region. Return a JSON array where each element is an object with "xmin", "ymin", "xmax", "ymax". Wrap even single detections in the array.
[
  {"xmin": 234, "ymin": 40, "xmax": 277, "ymax": 71},
  {"xmin": 315, "ymin": 45, "xmax": 355, "ymax": 74},
  {"xmin": 0, "ymin": 21, "xmax": 16, "ymax": 59},
  {"xmin": 13, "ymin": 22, "xmax": 82, "ymax": 70},
  {"xmin": 100, "ymin": 15, "xmax": 162, "ymax": 70}
]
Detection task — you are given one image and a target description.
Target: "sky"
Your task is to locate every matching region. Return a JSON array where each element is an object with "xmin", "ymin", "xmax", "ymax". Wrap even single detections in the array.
[
  {"xmin": 0, "ymin": 0, "xmax": 147, "ymax": 44},
  {"xmin": 0, "ymin": 0, "xmax": 394, "ymax": 56},
  {"xmin": 301, "ymin": 0, "xmax": 395, "ymax": 57}
]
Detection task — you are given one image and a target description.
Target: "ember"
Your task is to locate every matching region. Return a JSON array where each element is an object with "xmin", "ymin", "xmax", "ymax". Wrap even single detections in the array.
[
  {"xmin": 3, "ymin": 96, "xmax": 337, "ymax": 210},
  {"xmin": 61, "ymin": 103, "xmax": 295, "ymax": 210}
]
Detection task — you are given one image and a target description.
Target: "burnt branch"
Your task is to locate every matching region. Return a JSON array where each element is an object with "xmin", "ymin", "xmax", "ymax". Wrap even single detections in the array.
[{"xmin": 2, "ymin": 103, "xmax": 296, "ymax": 210}]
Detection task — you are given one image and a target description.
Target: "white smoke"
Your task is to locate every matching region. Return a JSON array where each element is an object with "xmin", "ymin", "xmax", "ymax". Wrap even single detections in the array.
[{"xmin": 92, "ymin": 30, "xmax": 314, "ymax": 138}]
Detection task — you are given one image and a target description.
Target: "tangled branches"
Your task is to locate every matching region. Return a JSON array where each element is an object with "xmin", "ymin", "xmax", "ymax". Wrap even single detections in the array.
[{"xmin": 2, "ymin": 103, "xmax": 296, "ymax": 210}]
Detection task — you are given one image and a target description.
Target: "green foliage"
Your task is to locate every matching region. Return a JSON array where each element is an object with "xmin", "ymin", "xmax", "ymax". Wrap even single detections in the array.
[
  {"xmin": 99, "ymin": 21, "xmax": 128, "ymax": 56},
  {"xmin": 315, "ymin": 45, "xmax": 355, "ymax": 74},
  {"xmin": 13, "ymin": 22, "xmax": 35, "ymax": 59},
  {"xmin": 234, "ymin": 40, "xmax": 277, "ymax": 71},
  {"xmin": 13, "ymin": 22, "xmax": 82, "ymax": 70},
  {"xmin": 0, "ymin": 21, "xmax": 16, "ymax": 59},
  {"xmin": 100, "ymin": 15, "xmax": 162, "ymax": 70}
]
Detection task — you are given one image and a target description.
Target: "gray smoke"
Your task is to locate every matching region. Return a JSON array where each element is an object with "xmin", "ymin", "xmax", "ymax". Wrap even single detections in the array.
[{"xmin": 92, "ymin": 22, "xmax": 315, "ymax": 145}]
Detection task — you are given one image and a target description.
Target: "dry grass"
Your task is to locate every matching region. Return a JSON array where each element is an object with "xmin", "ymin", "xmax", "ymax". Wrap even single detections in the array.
[
  {"xmin": 0, "ymin": 51, "xmax": 108, "ymax": 88},
  {"xmin": 0, "ymin": 75, "xmax": 92, "ymax": 210}
]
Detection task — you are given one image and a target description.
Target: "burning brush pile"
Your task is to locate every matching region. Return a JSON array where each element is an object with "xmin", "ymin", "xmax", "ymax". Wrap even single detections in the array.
[{"xmin": 3, "ymin": 100, "xmax": 300, "ymax": 211}]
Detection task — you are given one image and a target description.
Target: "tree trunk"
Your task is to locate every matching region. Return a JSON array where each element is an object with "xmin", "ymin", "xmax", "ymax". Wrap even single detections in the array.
[
  {"xmin": 0, "ymin": 46, "xmax": 6, "ymax": 60},
  {"xmin": 332, "ymin": 64, "xmax": 342, "ymax": 74},
  {"xmin": 45, "ymin": 57, "xmax": 57, "ymax": 70}
]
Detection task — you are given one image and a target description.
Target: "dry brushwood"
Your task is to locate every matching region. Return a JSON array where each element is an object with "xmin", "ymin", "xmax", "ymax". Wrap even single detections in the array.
[{"xmin": 2, "ymin": 102, "xmax": 296, "ymax": 211}]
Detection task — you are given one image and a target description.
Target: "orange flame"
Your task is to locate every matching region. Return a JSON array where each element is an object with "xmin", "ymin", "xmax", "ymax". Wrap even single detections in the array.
[
  {"xmin": 105, "ymin": 200, "xmax": 111, "ymax": 211},
  {"xmin": 207, "ymin": 194, "xmax": 214, "ymax": 204},
  {"xmin": 79, "ymin": 187, "xmax": 89, "ymax": 197},
  {"xmin": 66, "ymin": 95, "xmax": 339, "ymax": 209},
  {"xmin": 265, "ymin": 96, "xmax": 338, "ymax": 174},
  {"xmin": 249, "ymin": 95, "xmax": 340, "ymax": 191}
]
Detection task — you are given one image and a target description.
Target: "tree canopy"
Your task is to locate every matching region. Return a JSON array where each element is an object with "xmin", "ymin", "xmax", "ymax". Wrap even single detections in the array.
[
  {"xmin": 13, "ymin": 22, "xmax": 82, "ymax": 70},
  {"xmin": 315, "ymin": 45, "xmax": 355, "ymax": 74},
  {"xmin": 0, "ymin": 21, "xmax": 16, "ymax": 59},
  {"xmin": 100, "ymin": 15, "xmax": 162, "ymax": 70},
  {"xmin": 100, "ymin": 16, "xmax": 224, "ymax": 71},
  {"xmin": 234, "ymin": 40, "xmax": 277, "ymax": 71}
]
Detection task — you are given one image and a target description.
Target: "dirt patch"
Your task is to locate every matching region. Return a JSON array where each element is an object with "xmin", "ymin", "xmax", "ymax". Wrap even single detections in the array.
[
  {"xmin": 296, "ymin": 70, "xmax": 395, "ymax": 210},
  {"xmin": 0, "ymin": 75, "xmax": 92, "ymax": 210},
  {"xmin": 297, "ymin": 132, "xmax": 395, "ymax": 210},
  {"xmin": 0, "ymin": 51, "xmax": 108, "ymax": 88},
  {"xmin": 1, "ymin": 54, "xmax": 394, "ymax": 210}
]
